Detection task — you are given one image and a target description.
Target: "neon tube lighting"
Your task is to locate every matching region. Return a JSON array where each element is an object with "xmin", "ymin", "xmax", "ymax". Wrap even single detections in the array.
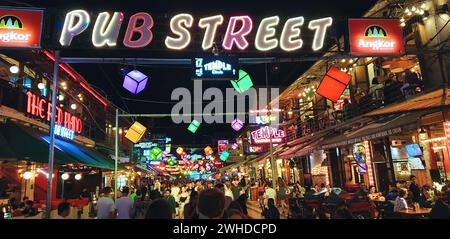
[
  {"xmin": 80, "ymin": 82, "xmax": 108, "ymax": 107},
  {"xmin": 43, "ymin": 50, "xmax": 108, "ymax": 107}
]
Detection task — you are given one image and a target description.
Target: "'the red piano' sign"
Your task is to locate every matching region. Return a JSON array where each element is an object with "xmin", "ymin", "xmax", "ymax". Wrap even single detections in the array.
[{"xmin": 26, "ymin": 91, "xmax": 83, "ymax": 133}]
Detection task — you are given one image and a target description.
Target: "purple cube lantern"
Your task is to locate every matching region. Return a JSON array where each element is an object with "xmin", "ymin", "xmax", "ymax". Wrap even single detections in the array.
[
  {"xmin": 231, "ymin": 118, "xmax": 243, "ymax": 131},
  {"xmin": 123, "ymin": 69, "xmax": 148, "ymax": 94}
]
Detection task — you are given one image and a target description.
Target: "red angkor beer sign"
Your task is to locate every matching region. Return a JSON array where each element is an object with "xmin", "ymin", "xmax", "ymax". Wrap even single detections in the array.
[
  {"xmin": 26, "ymin": 91, "xmax": 83, "ymax": 133},
  {"xmin": 0, "ymin": 7, "xmax": 44, "ymax": 49},
  {"xmin": 348, "ymin": 18, "xmax": 405, "ymax": 55}
]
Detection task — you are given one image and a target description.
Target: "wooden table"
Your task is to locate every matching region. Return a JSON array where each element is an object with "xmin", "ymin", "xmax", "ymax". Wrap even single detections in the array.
[{"xmin": 398, "ymin": 208, "xmax": 432, "ymax": 218}]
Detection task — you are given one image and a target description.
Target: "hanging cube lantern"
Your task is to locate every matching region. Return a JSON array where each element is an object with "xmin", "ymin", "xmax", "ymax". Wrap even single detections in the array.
[
  {"xmin": 123, "ymin": 69, "xmax": 148, "ymax": 94},
  {"xmin": 176, "ymin": 147, "xmax": 184, "ymax": 155},
  {"xmin": 187, "ymin": 119, "xmax": 201, "ymax": 133},
  {"xmin": 181, "ymin": 152, "xmax": 187, "ymax": 159},
  {"xmin": 162, "ymin": 151, "xmax": 168, "ymax": 158},
  {"xmin": 124, "ymin": 121, "xmax": 147, "ymax": 143},
  {"xmin": 231, "ymin": 143, "xmax": 239, "ymax": 150},
  {"xmin": 150, "ymin": 147, "xmax": 163, "ymax": 160},
  {"xmin": 316, "ymin": 66, "xmax": 352, "ymax": 103},
  {"xmin": 231, "ymin": 118, "xmax": 244, "ymax": 131},
  {"xmin": 231, "ymin": 69, "xmax": 253, "ymax": 93},
  {"xmin": 204, "ymin": 146, "xmax": 213, "ymax": 155},
  {"xmin": 220, "ymin": 151, "xmax": 230, "ymax": 161}
]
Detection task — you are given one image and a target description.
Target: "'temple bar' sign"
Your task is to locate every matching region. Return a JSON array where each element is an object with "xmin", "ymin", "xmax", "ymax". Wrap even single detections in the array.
[
  {"xmin": 251, "ymin": 126, "xmax": 286, "ymax": 144},
  {"xmin": 193, "ymin": 56, "xmax": 238, "ymax": 80}
]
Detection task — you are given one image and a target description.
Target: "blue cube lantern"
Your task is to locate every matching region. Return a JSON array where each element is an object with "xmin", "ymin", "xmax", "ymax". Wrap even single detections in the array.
[{"xmin": 123, "ymin": 69, "xmax": 148, "ymax": 94}]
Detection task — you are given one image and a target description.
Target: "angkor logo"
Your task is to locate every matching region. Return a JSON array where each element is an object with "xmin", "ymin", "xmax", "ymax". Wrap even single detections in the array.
[
  {"xmin": 364, "ymin": 25, "xmax": 387, "ymax": 38},
  {"xmin": 0, "ymin": 15, "xmax": 23, "ymax": 29}
]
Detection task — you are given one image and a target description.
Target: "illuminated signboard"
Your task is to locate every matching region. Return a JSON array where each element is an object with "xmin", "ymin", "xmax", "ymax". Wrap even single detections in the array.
[
  {"xmin": 348, "ymin": 18, "xmax": 405, "ymax": 55},
  {"xmin": 254, "ymin": 115, "xmax": 278, "ymax": 125},
  {"xmin": 0, "ymin": 7, "xmax": 44, "ymax": 49},
  {"xmin": 218, "ymin": 140, "xmax": 229, "ymax": 154},
  {"xmin": 56, "ymin": 10, "xmax": 334, "ymax": 52},
  {"xmin": 193, "ymin": 56, "xmax": 238, "ymax": 80},
  {"xmin": 251, "ymin": 126, "xmax": 286, "ymax": 144},
  {"xmin": 26, "ymin": 91, "xmax": 83, "ymax": 133},
  {"xmin": 54, "ymin": 125, "xmax": 75, "ymax": 140}
]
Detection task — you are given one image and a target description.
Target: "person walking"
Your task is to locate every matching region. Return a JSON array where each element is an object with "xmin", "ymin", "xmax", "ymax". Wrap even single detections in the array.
[
  {"xmin": 96, "ymin": 187, "xmax": 115, "ymax": 219},
  {"xmin": 115, "ymin": 186, "xmax": 134, "ymax": 219}
]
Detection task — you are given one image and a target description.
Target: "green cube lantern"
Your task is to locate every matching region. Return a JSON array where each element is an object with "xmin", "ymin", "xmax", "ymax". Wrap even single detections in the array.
[
  {"xmin": 187, "ymin": 119, "xmax": 201, "ymax": 133},
  {"xmin": 220, "ymin": 151, "xmax": 230, "ymax": 161},
  {"xmin": 231, "ymin": 70, "xmax": 253, "ymax": 93},
  {"xmin": 150, "ymin": 147, "xmax": 163, "ymax": 160}
]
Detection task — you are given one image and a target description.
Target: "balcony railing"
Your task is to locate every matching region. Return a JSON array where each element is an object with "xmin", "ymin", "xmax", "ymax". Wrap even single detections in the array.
[{"xmin": 283, "ymin": 83, "xmax": 424, "ymax": 142}]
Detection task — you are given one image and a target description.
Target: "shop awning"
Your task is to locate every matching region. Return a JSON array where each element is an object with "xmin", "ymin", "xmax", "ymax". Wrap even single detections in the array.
[
  {"xmin": 279, "ymin": 138, "xmax": 324, "ymax": 159},
  {"xmin": 41, "ymin": 136, "xmax": 117, "ymax": 170},
  {"xmin": 321, "ymin": 111, "xmax": 425, "ymax": 149},
  {"xmin": 0, "ymin": 125, "xmax": 17, "ymax": 161},
  {"xmin": 365, "ymin": 88, "xmax": 450, "ymax": 117},
  {"xmin": 1, "ymin": 122, "xmax": 118, "ymax": 170}
]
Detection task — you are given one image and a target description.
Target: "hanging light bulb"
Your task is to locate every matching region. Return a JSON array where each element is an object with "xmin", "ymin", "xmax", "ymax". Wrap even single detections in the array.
[
  {"xmin": 419, "ymin": 9, "xmax": 425, "ymax": 15},
  {"xmin": 9, "ymin": 65, "xmax": 19, "ymax": 74},
  {"xmin": 400, "ymin": 18, "xmax": 405, "ymax": 22},
  {"xmin": 400, "ymin": 22, "xmax": 406, "ymax": 27},
  {"xmin": 58, "ymin": 95, "xmax": 64, "ymax": 101},
  {"xmin": 421, "ymin": 3, "xmax": 427, "ymax": 9},
  {"xmin": 23, "ymin": 171, "xmax": 33, "ymax": 180},
  {"xmin": 349, "ymin": 59, "xmax": 354, "ymax": 64},
  {"xmin": 61, "ymin": 173, "xmax": 69, "ymax": 180},
  {"xmin": 411, "ymin": 6, "xmax": 417, "ymax": 12},
  {"xmin": 341, "ymin": 59, "xmax": 346, "ymax": 63},
  {"xmin": 405, "ymin": 7, "xmax": 410, "ymax": 13},
  {"xmin": 38, "ymin": 82, "xmax": 45, "ymax": 90},
  {"xmin": 407, "ymin": 11, "xmax": 412, "ymax": 16},
  {"xmin": 75, "ymin": 174, "xmax": 82, "ymax": 180},
  {"xmin": 70, "ymin": 103, "xmax": 77, "ymax": 110}
]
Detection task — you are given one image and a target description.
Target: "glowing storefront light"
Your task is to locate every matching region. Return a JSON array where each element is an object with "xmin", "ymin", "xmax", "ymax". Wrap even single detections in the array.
[{"xmin": 363, "ymin": 141, "xmax": 375, "ymax": 186}]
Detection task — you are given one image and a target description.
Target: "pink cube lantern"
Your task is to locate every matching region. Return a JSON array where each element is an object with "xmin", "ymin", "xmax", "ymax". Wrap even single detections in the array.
[
  {"xmin": 231, "ymin": 118, "xmax": 244, "ymax": 131},
  {"xmin": 231, "ymin": 143, "xmax": 238, "ymax": 150}
]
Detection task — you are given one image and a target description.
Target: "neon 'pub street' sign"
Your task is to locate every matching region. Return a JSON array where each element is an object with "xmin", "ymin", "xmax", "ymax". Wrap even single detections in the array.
[{"xmin": 59, "ymin": 10, "xmax": 333, "ymax": 52}]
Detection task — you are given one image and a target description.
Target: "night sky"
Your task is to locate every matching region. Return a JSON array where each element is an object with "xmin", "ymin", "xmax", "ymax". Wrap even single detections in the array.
[{"xmin": 7, "ymin": 0, "xmax": 377, "ymax": 148}]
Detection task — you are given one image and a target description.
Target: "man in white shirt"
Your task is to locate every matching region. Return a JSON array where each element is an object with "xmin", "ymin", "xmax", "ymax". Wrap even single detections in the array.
[
  {"xmin": 115, "ymin": 186, "xmax": 134, "ymax": 219},
  {"xmin": 96, "ymin": 187, "xmax": 115, "ymax": 219},
  {"xmin": 53, "ymin": 202, "xmax": 71, "ymax": 219},
  {"xmin": 394, "ymin": 188, "xmax": 410, "ymax": 212},
  {"xmin": 154, "ymin": 180, "xmax": 161, "ymax": 193},
  {"xmin": 171, "ymin": 184, "xmax": 181, "ymax": 200},
  {"xmin": 263, "ymin": 185, "xmax": 277, "ymax": 207}
]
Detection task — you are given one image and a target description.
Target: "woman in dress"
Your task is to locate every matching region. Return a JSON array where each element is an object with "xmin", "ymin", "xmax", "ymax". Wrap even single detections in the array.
[{"xmin": 177, "ymin": 186, "xmax": 190, "ymax": 219}]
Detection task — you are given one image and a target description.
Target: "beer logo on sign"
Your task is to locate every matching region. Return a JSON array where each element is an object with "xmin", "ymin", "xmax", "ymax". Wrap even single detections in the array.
[
  {"xmin": 364, "ymin": 25, "xmax": 387, "ymax": 38},
  {"xmin": 0, "ymin": 15, "xmax": 23, "ymax": 29}
]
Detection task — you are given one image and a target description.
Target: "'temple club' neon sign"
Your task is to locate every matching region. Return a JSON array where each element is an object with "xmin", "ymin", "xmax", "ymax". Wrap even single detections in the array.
[
  {"xmin": 251, "ymin": 126, "xmax": 286, "ymax": 144},
  {"xmin": 59, "ymin": 10, "xmax": 333, "ymax": 52}
]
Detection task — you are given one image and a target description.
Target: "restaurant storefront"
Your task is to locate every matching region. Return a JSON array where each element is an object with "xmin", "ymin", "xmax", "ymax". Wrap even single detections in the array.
[{"xmin": 0, "ymin": 50, "xmax": 129, "ymax": 203}]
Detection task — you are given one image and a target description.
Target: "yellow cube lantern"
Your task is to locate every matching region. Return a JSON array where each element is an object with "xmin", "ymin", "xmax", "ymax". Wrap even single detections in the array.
[
  {"xmin": 125, "ymin": 121, "xmax": 147, "ymax": 143},
  {"xmin": 204, "ymin": 146, "xmax": 213, "ymax": 155},
  {"xmin": 176, "ymin": 147, "xmax": 184, "ymax": 155}
]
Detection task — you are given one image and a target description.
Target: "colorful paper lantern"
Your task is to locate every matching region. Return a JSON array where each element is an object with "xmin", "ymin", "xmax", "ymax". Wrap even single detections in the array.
[
  {"xmin": 187, "ymin": 120, "xmax": 201, "ymax": 133},
  {"xmin": 176, "ymin": 147, "xmax": 184, "ymax": 155},
  {"xmin": 124, "ymin": 121, "xmax": 147, "ymax": 143},
  {"xmin": 220, "ymin": 151, "xmax": 230, "ymax": 161},
  {"xmin": 123, "ymin": 69, "xmax": 148, "ymax": 94},
  {"xmin": 150, "ymin": 147, "xmax": 163, "ymax": 160},
  {"xmin": 316, "ymin": 67, "xmax": 352, "ymax": 103},
  {"xmin": 231, "ymin": 143, "xmax": 239, "ymax": 150},
  {"xmin": 204, "ymin": 146, "xmax": 213, "ymax": 155},
  {"xmin": 231, "ymin": 69, "xmax": 253, "ymax": 93},
  {"xmin": 231, "ymin": 118, "xmax": 244, "ymax": 131}
]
